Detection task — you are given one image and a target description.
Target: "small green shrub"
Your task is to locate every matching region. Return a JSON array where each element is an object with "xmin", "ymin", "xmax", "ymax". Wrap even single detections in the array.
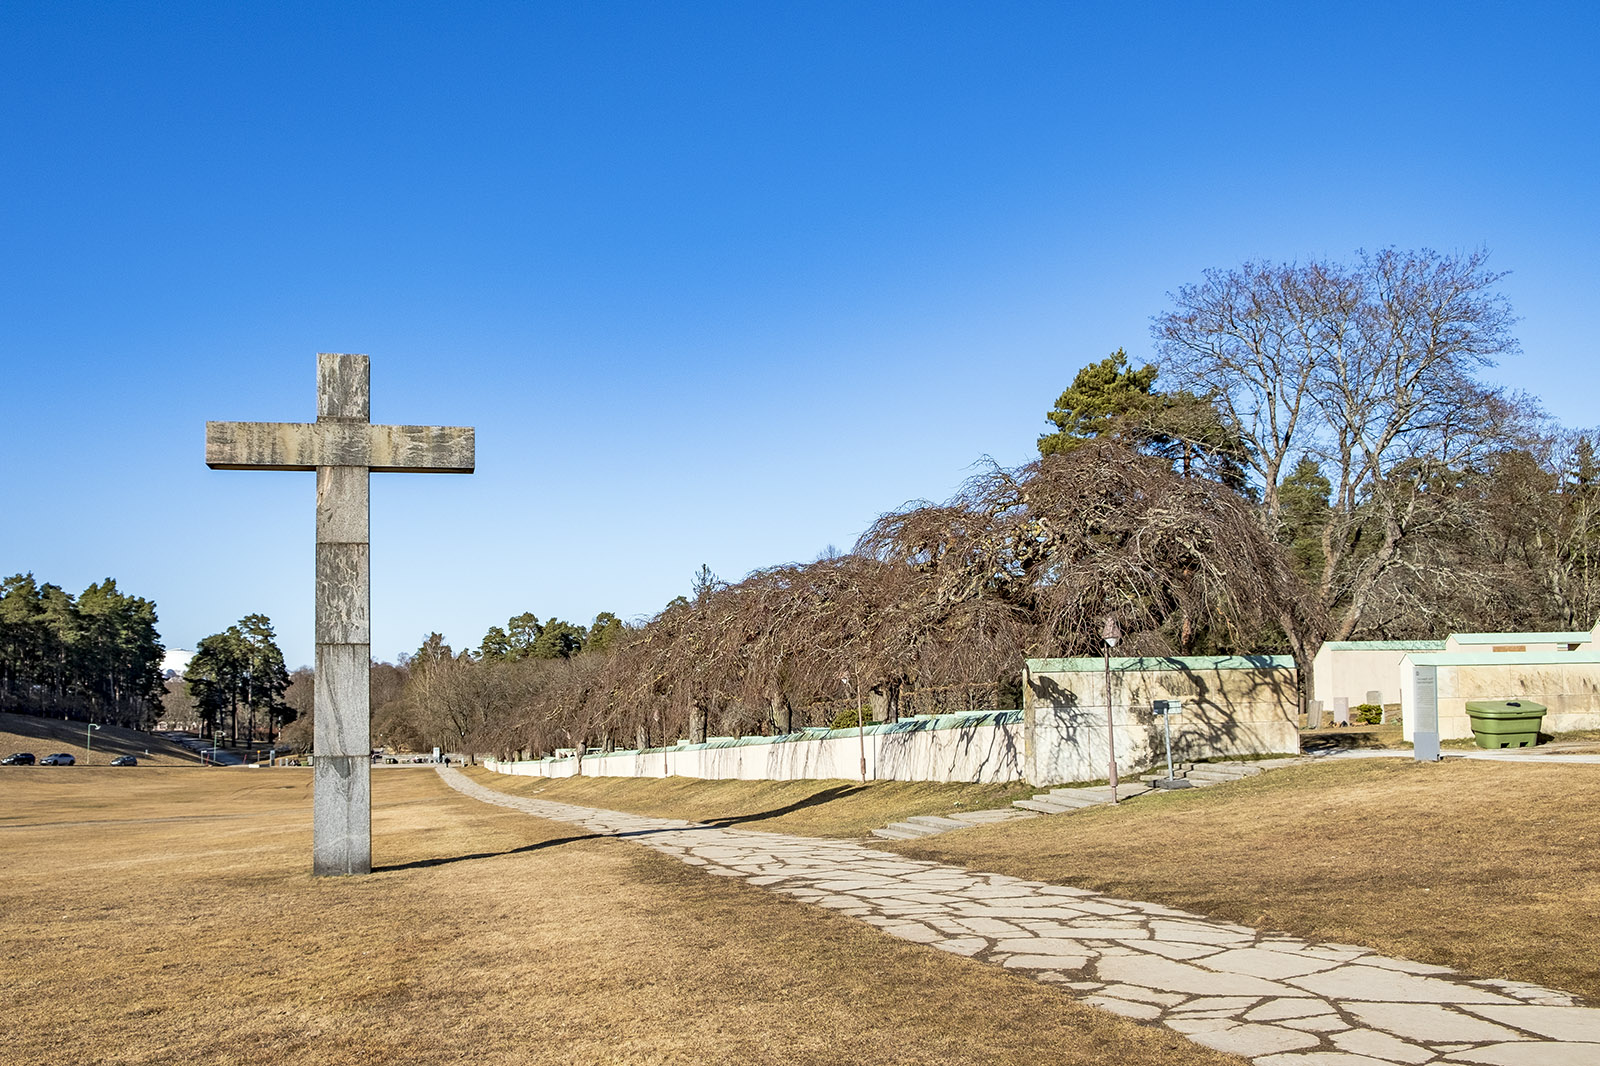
[
  {"xmin": 830, "ymin": 707, "xmax": 868, "ymax": 730},
  {"xmin": 1354, "ymin": 703, "xmax": 1384, "ymax": 725}
]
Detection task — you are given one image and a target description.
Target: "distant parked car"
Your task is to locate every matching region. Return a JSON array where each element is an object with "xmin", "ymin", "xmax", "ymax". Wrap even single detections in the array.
[
  {"xmin": 2, "ymin": 752, "xmax": 36, "ymax": 766},
  {"xmin": 40, "ymin": 753, "xmax": 76, "ymax": 765},
  {"xmin": 110, "ymin": 755, "xmax": 137, "ymax": 766}
]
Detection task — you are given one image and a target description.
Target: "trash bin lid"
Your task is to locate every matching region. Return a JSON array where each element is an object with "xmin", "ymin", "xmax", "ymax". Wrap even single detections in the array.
[{"xmin": 1464, "ymin": 699, "xmax": 1547, "ymax": 717}]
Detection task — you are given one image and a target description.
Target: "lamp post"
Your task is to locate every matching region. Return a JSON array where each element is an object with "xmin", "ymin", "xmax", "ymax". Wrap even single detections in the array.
[
  {"xmin": 85, "ymin": 721, "xmax": 100, "ymax": 762},
  {"xmin": 842, "ymin": 673, "xmax": 866, "ymax": 783},
  {"xmin": 1102, "ymin": 618, "xmax": 1122, "ymax": 804}
]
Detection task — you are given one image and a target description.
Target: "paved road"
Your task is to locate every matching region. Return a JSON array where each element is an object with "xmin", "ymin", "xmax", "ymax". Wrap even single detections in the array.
[{"xmin": 440, "ymin": 767, "xmax": 1599, "ymax": 1065}]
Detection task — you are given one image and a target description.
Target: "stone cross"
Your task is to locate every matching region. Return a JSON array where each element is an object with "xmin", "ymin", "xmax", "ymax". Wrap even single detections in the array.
[{"xmin": 206, "ymin": 353, "xmax": 474, "ymax": 876}]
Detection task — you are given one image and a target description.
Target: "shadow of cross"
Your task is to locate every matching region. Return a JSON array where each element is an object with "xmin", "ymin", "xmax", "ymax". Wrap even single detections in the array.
[{"xmin": 205, "ymin": 352, "xmax": 474, "ymax": 877}]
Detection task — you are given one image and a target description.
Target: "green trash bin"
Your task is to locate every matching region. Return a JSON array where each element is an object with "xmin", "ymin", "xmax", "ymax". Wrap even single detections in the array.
[{"xmin": 1464, "ymin": 700, "xmax": 1547, "ymax": 749}]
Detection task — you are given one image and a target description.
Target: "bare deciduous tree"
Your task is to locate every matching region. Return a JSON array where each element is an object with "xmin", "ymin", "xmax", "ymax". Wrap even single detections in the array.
[{"xmin": 1155, "ymin": 248, "xmax": 1521, "ymax": 643}]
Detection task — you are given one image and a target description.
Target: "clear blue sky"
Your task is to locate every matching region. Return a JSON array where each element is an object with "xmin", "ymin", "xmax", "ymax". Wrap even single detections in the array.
[{"xmin": 3, "ymin": 2, "xmax": 1596, "ymax": 668}]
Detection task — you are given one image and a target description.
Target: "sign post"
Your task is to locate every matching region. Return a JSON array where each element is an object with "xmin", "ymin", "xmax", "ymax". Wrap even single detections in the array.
[
  {"xmin": 1411, "ymin": 665, "xmax": 1441, "ymax": 763},
  {"xmin": 1151, "ymin": 699, "xmax": 1192, "ymax": 789}
]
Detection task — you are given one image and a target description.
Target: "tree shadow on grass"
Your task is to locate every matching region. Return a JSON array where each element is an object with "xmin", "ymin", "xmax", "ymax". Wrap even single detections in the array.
[
  {"xmin": 694, "ymin": 784, "xmax": 868, "ymax": 829},
  {"xmin": 374, "ymin": 831, "xmax": 608, "ymax": 871},
  {"xmin": 380, "ymin": 785, "xmax": 870, "ymax": 871},
  {"xmin": 1301, "ymin": 730, "xmax": 1399, "ymax": 753}
]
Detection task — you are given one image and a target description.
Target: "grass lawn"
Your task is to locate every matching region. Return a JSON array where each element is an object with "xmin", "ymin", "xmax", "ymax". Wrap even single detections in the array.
[
  {"xmin": 1, "ymin": 710, "xmax": 202, "ymax": 765},
  {"xmin": 461, "ymin": 757, "xmax": 1600, "ymax": 1006},
  {"xmin": 457, "ymin": 766, "xmax": 1037, "ymax": 838},
  {"xmin": 0, "ymin": 766, "xmax": 1246, "ymax": 1066}
]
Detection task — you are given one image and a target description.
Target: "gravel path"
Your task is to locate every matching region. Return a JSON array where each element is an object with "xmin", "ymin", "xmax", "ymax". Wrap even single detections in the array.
[{"xmin": 441, "ymin": 767, "xmax": 1599, "ymax": 1065}]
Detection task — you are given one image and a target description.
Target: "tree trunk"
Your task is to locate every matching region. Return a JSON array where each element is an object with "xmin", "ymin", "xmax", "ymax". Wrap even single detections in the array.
[
  {"xmin": 869, "ymin": 680, "xmax": 900, "ymax": 723},
  {"xmin": 689, "ymin": 700, "xmax": 709, "ymax": 744},
  {"xmin": 770, "ymin": 691, "xmax": 793, "ymax": 734}
]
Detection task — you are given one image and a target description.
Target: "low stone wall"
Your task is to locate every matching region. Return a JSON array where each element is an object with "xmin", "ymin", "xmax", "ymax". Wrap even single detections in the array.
[
  {"xmin": 484, "ymin": 711, "xmax": 1025, "ymax": 784},
  {"xmin": 1024, "ymin": 656, "xmax": 1300, "ymax": 787},
  {"xmin": 1400, "ymin": 652, "xmax": 1600, "ymax": 741}
]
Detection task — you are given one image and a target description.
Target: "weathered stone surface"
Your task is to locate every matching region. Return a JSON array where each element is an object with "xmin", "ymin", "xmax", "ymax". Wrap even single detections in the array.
[
  {"xmin": 1444, "ymin": 1042, "xmax": 1600, "ymax": 1066},
  {"xmin": 316, "ymin": 465, "xmax": 369, "ymax": 543},
  {"xmin": 312, "ymin": 755, "xmax": 370, "ymax": 877},
  {"xmin": 1002, "ymin": 953, "xmax": 1091, "ymax": 970},
  {"xmin": 1255, "ymin": 1054, "xmax": 1394, "ymax": 1065},
  {"xmin": 1084, "ymin": 996, "xmax": 1162, "ymax": 1020},
  {"xmin": 314, "ymin": 644, "xmax": 370, "ymax": 756},
  {"xmin": 1248, "ymin": 998, "xmax": 1337, "ymax": 1021},
  {"xmin": 1168, "ymin": 1018, "xmax": 1320, "ymax": 1056},
  {"xmin": 315, "ymin": 543, "xmax": 369, "ymax": 644},
  {"xmin": 1329, "ymin": 1029, "xmax": 1433, "ymax": 1063},
  {"xmin": 317, "ymin": 352, "xmax": 369, "ymax": 420},
  {"xmin": 1346, "ymin": 1003, "xmax": 1524, "ymax": 1043},
  {"xmin": 207, "ymin": 421, "xmax": 475, "ymax": 472},
  {"xmin": 1289, "ymin": 965, "xmax": 1515, "ymax": 1004},
  {"xmin": 1278, "ymin": 1014, "xmax": 1351, "ymax": 1032},
  {"xmin": 1461, "ymin": 1005, "xmax": 1600, "ymax": 1042},
  {"xmin": 1096, "ymin": 954, "xmax": 1292, "ymax": 996},
  {"xmin": 1202, "ymin": 947, "xmax": 1342, "ymax": 980}
]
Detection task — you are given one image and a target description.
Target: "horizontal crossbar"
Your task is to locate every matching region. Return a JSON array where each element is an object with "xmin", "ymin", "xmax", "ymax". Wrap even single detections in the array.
[{"xmin": 206, "ymin": 421, "xmax": 475, "ymax": 472}]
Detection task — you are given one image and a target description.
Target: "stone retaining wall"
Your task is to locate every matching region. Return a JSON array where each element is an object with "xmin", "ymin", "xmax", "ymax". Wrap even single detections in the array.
[{"xmin": 484, "ymin": 711, "xmax": 1025, "ymax": 784}]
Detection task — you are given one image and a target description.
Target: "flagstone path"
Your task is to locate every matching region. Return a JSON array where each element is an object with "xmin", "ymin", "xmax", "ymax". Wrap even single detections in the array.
[{"xmin": 440, "ymin": 767, "xmax": 1599, "ymax": 1065}]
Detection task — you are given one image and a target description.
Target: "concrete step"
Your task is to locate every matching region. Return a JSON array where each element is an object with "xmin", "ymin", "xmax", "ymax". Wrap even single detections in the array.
[
  {"xmin": 1202, "ymin": 762, "xmax": 1264, "ymax": 775},
  {"xmin": 1184, "ymin": 768, "xmax": 1253, "ymax": 783},
  {"xmin": 869, "ymin": 826, "xmax": 927, "ymax": 840},
  {"xmin": 1043, "ymin": 789, "xmax": 1110, "ymax": 808},
  {"xmin": 905, "ymin": 815, "xmax": 974, "ymax": 830},
  {"xmin": 946, "ymin": 808, "xmax": 1035, "ymax": 824},
  {"xmin": 1012, "ymin": 797, "xmax": 1081, "ymax": 815},
  {"xmin": 1015, "ymin": 781, "xmax": 1153, "ymax": 815},
  {"xmin": 883, "ymin": 820, "xmax": 946, "ymax": 837}
]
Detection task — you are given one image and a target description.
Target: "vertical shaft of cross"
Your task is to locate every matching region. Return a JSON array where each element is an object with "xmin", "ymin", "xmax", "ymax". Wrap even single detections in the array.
[{"xmin": 312, "ymin": 354, "xmax": 372, "ymax": 876}]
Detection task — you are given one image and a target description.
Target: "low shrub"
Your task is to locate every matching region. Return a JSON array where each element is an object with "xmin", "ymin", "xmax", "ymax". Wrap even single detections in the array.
[
  {"xmin": 1354, "ymin": 703, "xmax": 1384, "ymax": 725},
  {"xmin": 830, "ymin": 707, "xmax": 869, "ymax": 730}
]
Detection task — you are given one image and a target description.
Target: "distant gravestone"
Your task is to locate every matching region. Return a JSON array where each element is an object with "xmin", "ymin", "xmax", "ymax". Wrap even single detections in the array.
[
  {"xmin": 1366, "ymin": 689, "xmax": 1383, "ymax": 706},
  {"xmin": 206, "ymin": 353, "xmax": 474, "ymax": 876},
  {"xmin": 1332, "ymin": 696, "xmax": 1350, "ymax": 727},
  {"xmin": 1306, "ymin": 699, "xmax": 1322, "ymax": 729}
]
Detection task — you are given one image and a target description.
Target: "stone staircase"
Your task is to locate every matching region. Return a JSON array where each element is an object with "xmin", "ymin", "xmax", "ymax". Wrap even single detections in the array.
[
  {"xmin": 868, "ymin": 808, "xmax": 1037, "ymax": 841},
  {"xmin": 1012, "ymin": 780, "xmax": 1154, "ymax": 815}
]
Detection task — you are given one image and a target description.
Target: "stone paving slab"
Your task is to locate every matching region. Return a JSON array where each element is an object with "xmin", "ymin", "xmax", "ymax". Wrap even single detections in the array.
[{"xmin": 439, "ymin": 768, "xmax": 1598, "ymax": 1066}]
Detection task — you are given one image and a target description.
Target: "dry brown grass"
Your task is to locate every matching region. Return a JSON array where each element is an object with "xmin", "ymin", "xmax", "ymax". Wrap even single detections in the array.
[
  {"xmin": 458, "ymin": 766, "xmax": 1036, "ymax": 838},
  {"xmin": 0, "ymin": 766, "xmax": 1249, "ymax": 1066},
  {"xmin": 0, "ymin": 710, "xmax": 202, "ymax": 765},
  {"xmin": 879, "ymin": 757, "xmax": 1600, "ymax": 1004}
]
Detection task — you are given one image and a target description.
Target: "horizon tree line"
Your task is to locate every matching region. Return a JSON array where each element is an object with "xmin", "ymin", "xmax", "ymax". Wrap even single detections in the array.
[{"xmin": 0, "ymin": 573, "xmax": 166, "ymax": 726}]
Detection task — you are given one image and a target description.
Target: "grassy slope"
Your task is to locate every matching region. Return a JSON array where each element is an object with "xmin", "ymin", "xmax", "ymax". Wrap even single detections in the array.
[
  {"xmin": 0, "ymin": 709, "xmax": 202, "ymax": 765},
  {"xmin": 0, "ymin": 767, "xmax": 1245, "ymax": 1066}
]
